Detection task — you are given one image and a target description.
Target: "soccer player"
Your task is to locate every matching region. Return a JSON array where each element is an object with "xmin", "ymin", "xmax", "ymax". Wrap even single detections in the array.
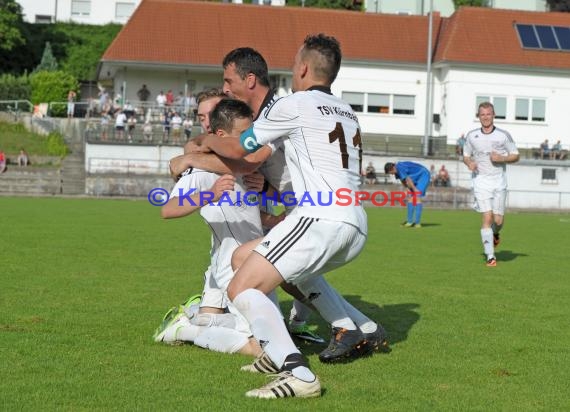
[
  {"xmin": 171, "ymin": 47, "xmax": 387, "ymax": 360},
  {"xmin": 197, "ymin": 33, "xmax": 369, "ymax": 398},
  {"xmin": 463, "ymin": 101, "xmax": 519, "ymax": 267},
  {"xmin": 155, "ymin": 98, "xmax": 266, "ymax": 356},
  {"xmin": 384, "ymin": 161, "xmax": 430, "ymax": 228}
]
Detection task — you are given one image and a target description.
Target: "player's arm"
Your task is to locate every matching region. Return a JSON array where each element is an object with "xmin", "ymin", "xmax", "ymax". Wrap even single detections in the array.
[
  {"xmin": 463, "ymin": 155, "xmax": 477, "ymax": 172},
  {"xmin": 161, "ymin": 174, "xmax": 235, "ymax": 219},
  {"xmin": 490, "ymin": 152, "xmax": 520, "ymax": 164},
  {"xmin": 404, "ymin": 177, "xmax": 418, "ymax": 192}
]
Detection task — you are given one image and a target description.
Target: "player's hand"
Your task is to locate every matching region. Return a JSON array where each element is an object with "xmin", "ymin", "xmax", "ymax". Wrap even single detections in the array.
[
  {"xmin": 242, "ymin": 171, "xmax": 265, "ymax": 192},
  {"xmin": 467, "ymin": 161, "xmax": 478, "ymax": 172},
  {"xmin": 490, "ymin": 151, "xmax": 506, "ymax": 163},
  {"xmin": 210, "ymin": 174, "xmax": 235, "ymax": 201}
]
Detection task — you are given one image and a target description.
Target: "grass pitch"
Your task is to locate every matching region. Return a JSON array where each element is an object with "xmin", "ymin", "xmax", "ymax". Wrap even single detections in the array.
[{"xmin": 1, "ymin": 196, "xmax": 569, "ymax": 411}]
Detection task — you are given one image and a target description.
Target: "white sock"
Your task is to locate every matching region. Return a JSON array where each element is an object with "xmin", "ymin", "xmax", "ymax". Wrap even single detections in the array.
[
  {"xmin": 296, "ymin": 275, "xmax": 357, "ymax": 330},
  {"xmin": 340, "ymin": 299, "xmax": 376, "ymax": 333},
  {"xmin": 481, "ymin": 228, "xmax": 494, "ymax": 259},
  {"xmin": 175, "ymin": 320, "xmax": 203, "ymax": 342},
  {"xmin": 194, "ymin": 327, "xmax": 249, "ymax": 354},
  {"xmin": 290, "ymin": 299, "xmax": 312, "ymax": 324},
  {"xmin": 233, "ymin": 288, "xmax": 300, "ymax": 369},
  {"xmin": 292, "ymin": 366, "xmax": 315, "ymax": 382}
]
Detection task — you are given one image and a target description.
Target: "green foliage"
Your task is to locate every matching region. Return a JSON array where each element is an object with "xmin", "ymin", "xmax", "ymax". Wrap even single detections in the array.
[
  {"xmin": 0, "ymin": 72, "xmax": 30, "ymax": 100},
  {"xmin": 0, "ymin": 121, "xmax": 68, "ymax": 157},
  {"xmin": 0, "ymin": 22, "xmax": 121, "ymax": 79},
  {"xmin": 0, "ymin": 0, "xmax": 26, "ymax": 52},
  {"xmin": 547, "ymin": 0, "xmax": 570, "ymax": 11},
  {"xmin": 29, "ymin": 70, "xmax": 78, "ymax": 114},
  {"xmin": 45, "ymin": 131, "xmax": 70, "ymax": 157},
  {"xmin": 452, "ymin": 0, "xmax": 488, "ymax": 8},
  {"xmin": 34, "ymin": 41, "xmax": 58, "ymax": 72}
]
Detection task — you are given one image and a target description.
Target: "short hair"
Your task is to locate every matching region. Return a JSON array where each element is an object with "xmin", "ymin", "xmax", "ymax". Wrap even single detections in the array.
[
  {"xmin": 196, "ymin": 88, "xmax": 226, "ymax": 105},
  {"xmin": 302, "ymin": 33, "xmax": 342, "ymax": 84},
  {"xmin": 384, "ymin": 162, "xmax": 395, "ymax": 174},
  {"xmin": 210, "ymin": 99, "xmax": 253, "ymax": 134},
  {"xmin": 478, "ymin": 101, "xmax": 495, "ymax": 113},
  {"xmin": 222, "ymin": 47, "xmax": 270, "ymax": 88}
]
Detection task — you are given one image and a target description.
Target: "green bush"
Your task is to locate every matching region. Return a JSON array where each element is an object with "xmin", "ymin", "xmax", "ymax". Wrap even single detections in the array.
[
  {"xmin": 29, "ymin": 70, "xmax": 78, "ymax": 117},
  {"xmin": 46, "ymin": 131, "xmax": 70, "ymax": 157},
  {"xmin": 0, "ymin": 73, "xmax": 31, "ymax": 100}
]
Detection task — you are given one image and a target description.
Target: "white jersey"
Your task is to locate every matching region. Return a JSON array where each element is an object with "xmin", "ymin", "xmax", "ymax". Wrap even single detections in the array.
[
  {"xmin": 464, "ymin": 126, "xmax": 518, "ymax": 178},
  {"xmin": 170, "ymin": 169, "xmax": 263, "ymax": 290},
  {"xmin": 251, "ymin": 86, "xmax": 366, "ymax": 230}
]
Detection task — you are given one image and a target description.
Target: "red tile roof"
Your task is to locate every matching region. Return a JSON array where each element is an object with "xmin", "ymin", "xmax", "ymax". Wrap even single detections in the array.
[
  {"xmin": 102, "ymin": 1, "xmax": 570, "ymax": 72},
  {"xmin": 102, "ymin": 0, "xmax": 441, "ymax": 70},
  {"xmin": 435, "ymin": 7, "xmax": 570, "ymax": 70}
]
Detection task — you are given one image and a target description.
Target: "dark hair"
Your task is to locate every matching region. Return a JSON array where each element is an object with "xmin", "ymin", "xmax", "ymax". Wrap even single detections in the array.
[
  {"xmin": 210, "ymin": 99, "xmax": 253, "ymax": 134},
  {"xmin": 302, "ymin": 33, "xmax": 342, "ymax": 84},
  {"xmin": 222, "ymin": 47, "xmax": 270, "ymax": 88},
  {"xmin": 384, "ymin": 162, "xmax": 395, "ymax": 174}
]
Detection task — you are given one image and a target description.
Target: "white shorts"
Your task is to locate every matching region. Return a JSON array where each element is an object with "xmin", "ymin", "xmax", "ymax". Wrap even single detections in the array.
[
  {"xmin": 472, "ymin": 174, "xmax": 507, "ymax": 215},
  {"xmin": 201, "ymin": 266, "xmax": 225, "ymax": 309},
  {"xmin": 253, "ymin": 216, "xmax": 366, "ymax": 285}
]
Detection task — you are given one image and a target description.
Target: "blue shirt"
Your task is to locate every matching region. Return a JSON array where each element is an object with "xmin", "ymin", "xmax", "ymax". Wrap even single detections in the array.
[{"xmin": 395, "ymin": 162, "xmax": 429, "ymax": 184}]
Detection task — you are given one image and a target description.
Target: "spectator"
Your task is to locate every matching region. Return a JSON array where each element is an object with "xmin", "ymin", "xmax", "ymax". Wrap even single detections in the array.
[
  {"xmin": 456, "ymin": 133, "xmax": 466, "ymax": 156},
  {"xmin": 166, "ymin": 90, "xmax": 174, "ymax": 107},
  {"xmin": 115, "ymin": 110, "xmax": 127, "ymax": 140},
  {"xmin": 98, "ymin": 89, "xmax": 110, "ymax": 114},
  {"xmin": 364, "ymin": 162, "xmax": 377, "ymax": 184},
  {"xmin": 171, "ymin": 112, "xmax": 182, "ymax": 144},
  {"xmin": 17, "ymin": 148, "xmax": 28, "ymax": 167},
  {"xmin": 67, "ymin": 90, "xmax": 77, "ymax": 118},
  {"xmin": 551, "ymin": 140, "xmax": 562, "ymax": 160},
  {"xmin": 175, "ymin": 92, "xmax": 185, "ymax": 113},
  {"xmin": 101, "ymin": 112, "xmax": 110, "ymax": 141},
  {"xmin": 137, "ymin": 84, "xmax": 151, "ymax": 102},
  {"xmin": 0, "ymin": 150, "xmax": 7, "ymax": 173},
  {"xmin": 162, "ymin": 112, "xmax": 171, "ymax": 143},
  {"xmin": 156, "ymin": 91, "xmax": 166, "ymax": 109},
  {"xmin": 540, "ymin": 139, "xmax": 550, "ymax": 159},
  {"xmin": 127, "ymin": 116, "xmax": 137, "ymax": 142},
  {"xmin": 437, "ymin": 165, "xmax": 450, "ymax": 187},
  {"xmin": 143, "ymin": 121, "xmax": 153, "ymax": 142},
  {"xmin": 183, "ymin": 116, "xmax": 193, "ymax": 140}
]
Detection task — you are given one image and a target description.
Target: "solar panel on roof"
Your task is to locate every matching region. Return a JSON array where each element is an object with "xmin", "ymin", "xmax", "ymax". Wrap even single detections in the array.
[
  {"xmin": 535, "ymin": 25, "xmax": 559, "ymax": 50},
  {"xmin": 554, "ymin": 26, "xmax": 570, "ymax": 50},
  {"xmin": 516, "ymin": 24, "xmax": 540, "ymax": 48}
]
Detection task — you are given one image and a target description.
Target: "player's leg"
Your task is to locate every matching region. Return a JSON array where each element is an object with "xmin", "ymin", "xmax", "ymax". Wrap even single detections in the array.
[
  {"xmin": 413, "ymin": 173, "xmax": 430, "ymax": 226},
  {"xmin": 474, "ymin": 181, "xmax": 496, "ymax": 265},
  {"xmin": 491, "ymin": 188, "xmax": 507, "ymax": 247}
]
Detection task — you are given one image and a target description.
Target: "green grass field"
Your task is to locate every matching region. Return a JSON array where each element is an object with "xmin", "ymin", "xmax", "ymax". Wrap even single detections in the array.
[{"xmin": 1, "ymin": 196, "xmax": 569, "ymax": 411}]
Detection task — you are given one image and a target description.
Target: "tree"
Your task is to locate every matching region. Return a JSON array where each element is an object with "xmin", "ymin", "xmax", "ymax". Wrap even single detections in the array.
[
  {"xmin": 452, "ymin": 0, "xmax": 488, "ymax": 8},
  {"xmin": 547, "ymin": 0, "xmax": 570, "ymax": 11},
  {"xmin": 0, "ymin": 0, "xmax": 26, "ymax": 52},
  {"xmin": 35, "ymin": 42, "xmax": 59, "ymax": 72}
]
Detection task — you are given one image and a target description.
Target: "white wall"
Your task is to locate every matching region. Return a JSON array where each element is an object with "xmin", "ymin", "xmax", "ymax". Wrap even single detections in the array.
[
  {"xmin": 18, "ymin": 0, "xmax": 142, "ymax": 24},
  {"xmin": 86, "ymin": 143, "xmax": 182, "ymax": 174}
]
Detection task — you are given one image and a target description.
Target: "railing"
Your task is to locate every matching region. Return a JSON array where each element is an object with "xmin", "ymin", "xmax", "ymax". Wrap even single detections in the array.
[{"xmin": 0, "ymin": 100, "xmax": 34, "ymax": 120}]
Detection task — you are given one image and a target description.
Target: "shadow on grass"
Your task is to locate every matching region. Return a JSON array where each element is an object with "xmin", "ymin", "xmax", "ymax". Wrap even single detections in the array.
[
  {"xmin": 293, "ymin": 296, "xmax": 420, "ymax": 355},
  {"xmin": 480, "ymin": 250, "xmax": 529, "ymax": 262}
]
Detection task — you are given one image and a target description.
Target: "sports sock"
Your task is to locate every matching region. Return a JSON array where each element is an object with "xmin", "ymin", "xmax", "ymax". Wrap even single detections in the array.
[
  {"xmin": 415, "ymin": 203, "xmax": 423, "ymax": 224},
  {"xmin": 233, "ymin": 288, "xmax": 300, "ymax": 369},
  {"xmin": 339, "ymin": 299, "xmax": 376, "ymax": 333},
  {"xmin": 193, "ymin": 327, "xmax": 249, "ymax": 354},
  {"xmin": 192, "ymin": 312, "xmax": 236, "ymax": 329},
  {"xmin": 481, "ymin": 228, "xmax": 494, "ymax": 259},
  {"xmin": 281, "ymin": 354, "xmax": 315, "ymax": 382},
  {"xmin": 290, "ymin": 299, "xmax": 312, "ymax": 324},
  {"xmin": 296, "ymin": 275, "xmax": 357, "ymax": 330},
  {"xmin": 175, "ymin": 320, "xmax": 202, "ymax": 342},
  {"xmin": 407, "ymin": 202, "xmax": 414, "ymax": 223}
]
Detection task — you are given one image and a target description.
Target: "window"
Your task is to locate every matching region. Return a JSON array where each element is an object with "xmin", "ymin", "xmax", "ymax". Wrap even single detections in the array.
[
  {"xmin": 35, "ymin": 15, "xmax": 52, "ymax": 24},
  {"xmin": 393, "ymin": 95, "xmax": 415, "ymax": 115},
  {"xmin": 515, "ymin": 98, "xmax": 545, "ymax": 122},
  {"xmin": 342, "ymin": 92, "xmax": 364, "ymax": 112},
  {"xmin": 542, "ymin": 168, "xmax": 557, "ymax": 183},
  {"xmin": 475, "ymin": 96, "xmax": 506, "ymax": 119},
  {"xmin": 515, "ymin": 23, "xmax": 570, "ymax": 51},
  {"xmin": 367, "ymin": 93, "xmax": 389, "ymax": 113},
  {"xmin": 71, "ymin": 0, "xmax": 91, "ymax": 16},
  {"xmin": 116, "ymin": 2, "xmax": 135, "ymax": 19}
]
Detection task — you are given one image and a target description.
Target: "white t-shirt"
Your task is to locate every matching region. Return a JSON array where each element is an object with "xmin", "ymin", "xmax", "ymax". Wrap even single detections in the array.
[
  {"xmin": 115, "ymin": 113, "xmax": 127, "ymax": 127},
  {"xmin": 464, "ymin": 126, "xmax": 518, "ymax": 178},
  {"xmin": 250, "ymin": 87, "xmax": 366, "ymax": 230},
  {"xmin": 170, "ymin": 170, "xmax": 263, "ymax": 290}
]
